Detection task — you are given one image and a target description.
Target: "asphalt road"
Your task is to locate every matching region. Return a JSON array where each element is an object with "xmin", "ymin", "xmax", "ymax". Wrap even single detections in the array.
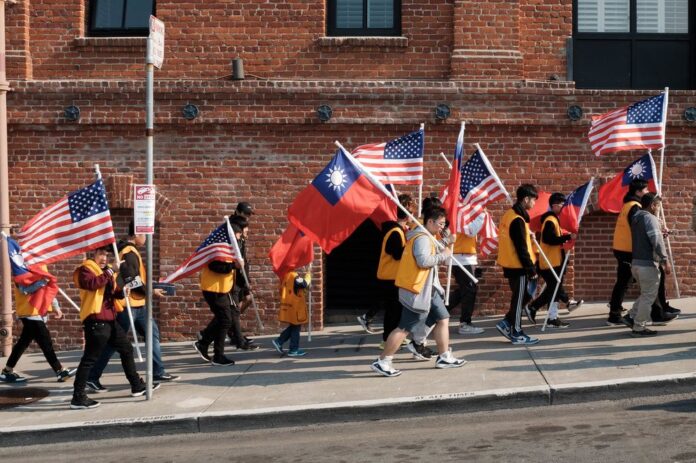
[{"xmin": 6, "ymin": 393, "xmax": 696, "ymax": 462}]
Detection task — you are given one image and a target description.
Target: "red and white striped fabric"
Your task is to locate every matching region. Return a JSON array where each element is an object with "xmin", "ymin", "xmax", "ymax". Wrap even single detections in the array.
[
  {"xmin": 160, "ymin": 223, "xmax": 236, "ymax": 283},
  {"xmin": 352, "ymin": 129, "xmax": 424, "ymax": 185},
  {"xmin": 478, "ymin": 209, "xmax": 498, "ymax": 256},
  {"xmin": 17, "ymin": 179, "xmax": 115, "ymax": 265},
  {"xmin": 588, "ymin": 93, "xmax": 666, "ymax": 157}
]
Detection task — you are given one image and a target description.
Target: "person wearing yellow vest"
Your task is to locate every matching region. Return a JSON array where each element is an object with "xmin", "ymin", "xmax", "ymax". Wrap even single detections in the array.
[
  {"xmin": 526, "ymin": 193, "xmax": 579, "ymax": 328},
  {"xmin": 447, "ymin": 209, "xmax": 486, "ymax": 336},
  {"xmin": 193, "ymin": 221, "xmax": 245, "ymax": 366},
  {"xmin": 86, "ymin": 223, "xmax": 179, "ymax": 393},
  {"xmin": 371, "ymin": 207, "xmax": 466, "ymax": 377},
  {"xmin": 357, "ymin": 193, "xmax": 414, "ymax": 340},
  {"xmin": 0, "ymin": 263, "xmax": 75, "ymax": 384},
  {"xmin": 71, "ymin": 246, "xmax": 156, "ymax": 410},
  {"xmin": 495, "ymin": 184, "xmax": 540, "ymax": 346},
  {"xmin": 607, "ymin": 179, "xmax": 649, "ymax": 325},
  {"xmin": 271, "ymin": 269, "xmax": 311, "ymax": 356}
]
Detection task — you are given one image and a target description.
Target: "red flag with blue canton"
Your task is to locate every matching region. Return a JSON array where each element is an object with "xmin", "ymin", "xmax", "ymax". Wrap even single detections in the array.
[
  {"xmin": 6, "ymin": 236, "xmax": 58, "ymax": 316},
  {"xmin": 598, "ymin": 153, "xmax": 658, "ymax": 213},
  {"xmin": 560, "ymin": 180, "xmax": 594, "ymax": 250},
  {"xmin": 161, "ymin": 223, "xmax": 236, "ymax": 283},
  {"xmin": 529, "ymin": 190, "xmax": 551, "ymax": 233},
  {"xmin": 268, "ymin": 223, "xmax": 314, "ymax": 279},
  {"xmin": 442, "ymin": 124, "xmax": 464, "ymax": 234},
  {"xmin": 288, "ymin": 149, "xmax": 387, "ymax": 253}
]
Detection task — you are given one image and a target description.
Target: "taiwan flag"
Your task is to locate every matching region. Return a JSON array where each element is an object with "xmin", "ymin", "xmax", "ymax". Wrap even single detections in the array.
[
  {"xmin": 442, "ymin": 123, "xmax": 464, "ymax": 235},
  {"xmin": 559, "ymin": 180, "xmax": 594, "ymax": 234},
  {"xmin": 288, "ymin": 149, "xmax": 387, "ymax": 253},
  {"xmin": 5, "ymin": 236, "xmax": 59, "ymax": 316},
  {"xmin": 598, "ymin": 153, "xmax": 658, "ymax": 213},
  {"xmin": 268, "ymin": 223, "xmax": 314, "ymax": 279}
]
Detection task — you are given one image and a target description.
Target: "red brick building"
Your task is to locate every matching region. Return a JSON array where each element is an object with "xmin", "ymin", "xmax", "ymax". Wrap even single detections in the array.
[{"xmin": 2, "ymin": 0, "xmax": 694, "ymax": 350}]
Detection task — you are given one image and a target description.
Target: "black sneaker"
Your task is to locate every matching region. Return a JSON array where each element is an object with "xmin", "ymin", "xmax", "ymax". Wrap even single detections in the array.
[
  {"xmin": 406, "ymin": 341, "xmax": 433, "ymax": 361},
  {"xmin": 606, "ymin": 314, "xmax": 625, "ymax": 326},
  {"xmin": 211, "ymin": 356, "xmax": 235, "ymax": 366},
  {"xmin": 131, "ymin": 381, "xmax": 161, "ymax": 397},
  {"xmin": 193, "ymin": 341, "xmax": 210, "ymax": 362},
  {"xmin": 70, "ymin": 396, "xmax": 101, "ymax": 410},
  {"xmin": 664, "ymin": 305, "xmax": 681, "ymax": 315},
  {"xmin": 631, "ymin": 328, "xmax": 657, "ymax": 337},
  {"xmin": 153, "ymin": 373, "xmax": 180, "ymax": 382},
  {"xmin": 237, "ymin": 342, "xmax": 260, "ymax": 351},
  {"xmin": 547, "ymin": 318, "xmax": 570, "ymax": 329},
  {"xmin": 56, "ymin": 368, "xmax": 77, "ymax": 382},
  {"xmin": 86, "ymin": 379, "xmax": 108, "ymax": 393},
  {"xmin": 651, "ymin": 311, "xmax": 678, "ymax": 326},
  {"xmin": 0, "ymin": 369, "xmax": 27, "ymax": 383},
  {"xmin": 524, "ymin": 305, "xmax": 537, "ymax": 325},
  {"xmin": 244, "ymin": 336, "xmax": 256, "ymax": 344},
  {"xmin": 621, "ymin": 314, "xmax": 634, "ymax": 328},
  {"xmin": 357, "ymin": 314, "xmax": 375, "ymax": 334}
]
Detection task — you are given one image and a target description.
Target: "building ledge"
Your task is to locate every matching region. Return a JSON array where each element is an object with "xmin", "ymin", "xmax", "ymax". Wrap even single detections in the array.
[
  {"xmin": 316, "ymin": 36, "xmax": 408, "ymax": 49},
  {"xmin": 73, "ymin": 37, "xmax": 147, "ymax": 48}
]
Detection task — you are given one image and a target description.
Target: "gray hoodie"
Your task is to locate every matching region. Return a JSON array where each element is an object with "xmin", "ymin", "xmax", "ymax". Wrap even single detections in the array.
[
  {"xmin": 398, "ymin": 227, "xmax": 450, "ymax": 313},
  {"xmin": 631, "ymin": 209, "xmax": 667, "ymax": 267}
]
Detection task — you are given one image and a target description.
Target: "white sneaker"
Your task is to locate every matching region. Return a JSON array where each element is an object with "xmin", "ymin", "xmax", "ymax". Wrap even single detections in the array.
[
  {"xmin": 370, "ymin": 357, "xmax": 402, "ymax": 377},
  {"xmin": 458, "ymin": 323, "xmax": 484, "ymax": 335},
  {"xmin": 567, "ymin": 299, "xmax": 584, "ymax": 312},
  {"xmin": 435, "ymin": 349, "xmax": 467, "ymax": 369}
]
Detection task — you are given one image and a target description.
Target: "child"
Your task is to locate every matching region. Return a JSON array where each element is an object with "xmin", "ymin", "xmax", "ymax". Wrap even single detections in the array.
[{"xmin": 271, "ymin": 269, "xmax": 311, "ymax": 357}]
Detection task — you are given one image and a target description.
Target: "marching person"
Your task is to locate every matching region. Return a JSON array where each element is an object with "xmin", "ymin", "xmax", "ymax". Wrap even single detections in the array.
[
  {"xmin": 371, "ymin": 206, "xmax": 466, "ymax": 377},
  {"xmin": 622, "ymin": 193, "xmax": 671, "ymax": 336},
  {"xmin": 71, "ymin": 246, "xmax": 157, "ymax": 409},
  {"xmin": 86, "ymin": 222, "xmax": 178, "ymax": 394},
  {"xmin": 0, "ymin": 264, "xmax": 75, "ymax": 383},
  {"xmin": 495, "ymin": 184, "xmax": 540, "ymax": 345},
  {"xmin": 525, "ymin": 193, "xmax": 581, "ymax": 328},
  {"xmin": 193, "ymin": 222, "xmax": 245, "ymax": 366},
  {"xmin": 226, "ymin": 215, "xmax": 258, "ymax": 350},
  {"xmin": 271, "ymin": 268, "xmax": 311, "ymax": 357}
]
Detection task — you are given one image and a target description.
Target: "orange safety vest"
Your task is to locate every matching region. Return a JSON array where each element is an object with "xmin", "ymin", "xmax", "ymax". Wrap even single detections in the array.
[
  {"xmin": 73, "ymin": 259, "xmax": 122, "ymax": 322},
  {"xmin": 453, "ymin": 233, "xmax": 477, "ymax": 255},
  {"xmin": 376, "ymin": 226, "xmax": 406, "ymax": 281},
  {"xmin": 199, "ymin": 263, "xmax": 236, "ymax": 293},
  {"xmin": 118, "ymin": 244, "xmax": 147, "ymax": 308},
  {"xmin": 278, "ymin": 271, "xmax": 310, "ymax": 325},
  {"xmin": 14, "ymin": 264, "xmax": 53, "ymax": 317},
  {"xmin": 539, "ymin": 215, "xmax": 562, "ymax": 270},
  {"xmin": 613, "ymin": 200, "xmax": 641, "ymax": 252},
  {"xmin": 497, "ymin": 208, "xmax": 536, "ymax": 269},
  {"xmin": 395, "ymin": 233, "xmax": 435, "ymax": 294}
]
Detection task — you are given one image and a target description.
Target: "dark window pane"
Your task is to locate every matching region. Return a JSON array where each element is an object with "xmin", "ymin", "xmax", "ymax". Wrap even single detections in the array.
[
  {"xmin": 368, "ymin": 0, "xmax": 393, "ymax": 28},
  {"xmin": 125, "ymin": 0, "xmax": 154, "ymax": 29},
  {"xmin": 93, "ymin": 0, "xmax": 125, "ymax": 29},
  {"xmin": 336, "ymin": 0, "xmax": 364, "ymax": 28}
]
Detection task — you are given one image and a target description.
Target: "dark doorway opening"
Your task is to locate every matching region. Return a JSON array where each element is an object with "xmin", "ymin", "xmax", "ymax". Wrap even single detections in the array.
[{"xmin": 325, "ymin": 220, "xmax": 383, "ymax": 323}]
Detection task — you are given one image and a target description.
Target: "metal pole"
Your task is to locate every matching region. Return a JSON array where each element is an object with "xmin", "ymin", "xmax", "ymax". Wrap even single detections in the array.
[
  {"xmin": 0, "ymin": 0, "xmax": 12, "ymax": 357},
  {"xmin": 145, "ymin": 36, "xmax": 155, "ymax": 399}
]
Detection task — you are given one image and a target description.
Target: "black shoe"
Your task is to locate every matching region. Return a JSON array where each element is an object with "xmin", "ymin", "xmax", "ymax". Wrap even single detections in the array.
[
  {"xmin": 651, "ymin": 311, "xmax": 678, "ymax": 326},
  {"xmin": 211, "ymin": 355, "xmax": 235, "ymax": 366},
  {"xmin": 664, "ymin": 305, "xmax": 681, "ymax": 315},
  {"xmin": 131, "ymin": 381, "xmax": 161, "ymax": 397},
  {"xmin": 621, "ymin": 314, "xmax": 634, "ymax": 328},
  {"xmin": 86, "ymin": 379, "xmax": 108, "ymax": 393},
  {"xmin": 606, "ymin": 314, "xmax": 624, "ymax": 326},
  {"xmin": 56, "ymin": 368, "xmax": 77, "ymax": 382},
  {"xmin": 193, "ymin": 341, "xmax": 210, "ymax": 362},
  {"xmin": 547, "ymin": 318, "xmax": 570, "ymax": 329},
  {"xmin": 153, "ymin": 373, "xmax": 179, "ymax": 382},
  {"xmin": 70, "ymin": 396, "xmax": 101, "ymax": 409},
  {"xmin": 524, "ymin": 305, "xmax": 537, "ymax": 325},
  {"xmin": 631, "ymin": 328, "xmax": 657, "ymax": 337},
  {"xmin": 237, "ymin": 342, "xmax": 260, "ymax": 351},
  {"xmin": 244, "ymin": 336, "xmax": 255, "ymax": 344}
]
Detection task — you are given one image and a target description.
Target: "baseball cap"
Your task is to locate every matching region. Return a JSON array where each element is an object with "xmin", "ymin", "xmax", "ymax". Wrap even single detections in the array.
[{"xmin": 236, "ymin": 201, "xmax": 255, "ymax": 216}]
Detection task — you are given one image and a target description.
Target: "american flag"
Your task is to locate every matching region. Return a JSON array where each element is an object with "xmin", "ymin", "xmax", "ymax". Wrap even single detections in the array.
[
  {"xmin": 455, "ymin": 147, "xmax": 508, "ymax": 233},
  {"xmin": 588, "ymin": 93, "xmax": 666, "ymax": 157},
  {"xmin": 479, "ymin": 210, "xmax": 498, "ymax": 257},
  {"xmin": 17, "ymin": 179, "xmax": 116, "ymax": 266},
  {"xmin": 352, "ymin": 129, "xmax": 424, "ymax": 185},
  {"xmin": 160, "ymin": 223, "xmax": 236, "ymax": 283}
]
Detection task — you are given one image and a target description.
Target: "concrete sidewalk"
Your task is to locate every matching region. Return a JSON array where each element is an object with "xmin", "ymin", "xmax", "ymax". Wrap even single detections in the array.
[{"xmin": 1, "ymin": 299, "xmax": 694, "ymax": 446}]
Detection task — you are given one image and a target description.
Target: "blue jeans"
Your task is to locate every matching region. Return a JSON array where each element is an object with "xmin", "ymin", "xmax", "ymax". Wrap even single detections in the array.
[
  {"xmin": 88, "ymin": 308, "xmax": 165, "ymax": 380},
  {"xmin": 277, "ymin": 324, "xmax": 301, "ymax": 352}
]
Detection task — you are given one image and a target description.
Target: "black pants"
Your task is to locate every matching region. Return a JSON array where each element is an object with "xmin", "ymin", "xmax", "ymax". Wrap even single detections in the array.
[
  {"xmin": 201, "ymin": 291, "xmax": 233, "ymax": 358},
  {"xmin": 505, "ymin": 275, "xmax": 531, "ymax": 333},
  {"xmin": 448, "ymin": 264, "xmax": 478, "ymax": 324},
  {"xmin": 73, "ymin": 320, "xmax": 140, "ymax": 399},
  {"xmin": 530, "ymin": 267, "xmax": 569, "ymax": 311},
  {"xmin": 6, "ymin": 318, "xmax": 62, "ymax": 373},
  {"xmin": 226, "ymin": 299, "xmax": 245, "ymax": 348},
  {"xmin": 376, "ymin": 281, "xmax": 401, "ymax": 342},
  {"xmin": 609, "ymin": 250, "xmax": 633, "ymax": 315}
]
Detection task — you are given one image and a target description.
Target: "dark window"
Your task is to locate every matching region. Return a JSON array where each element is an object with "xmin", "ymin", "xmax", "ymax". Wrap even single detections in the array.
[
  {"xmin": 88, "ymin": 0, "xmax": 155, "ymax": 37},
  {"xmin": 573, "ymin": 0, "xmax": 695, "ymax": 89},
  {"xmin": 327, "ymin": 0, "xmax": 401, "ymax": 36}
]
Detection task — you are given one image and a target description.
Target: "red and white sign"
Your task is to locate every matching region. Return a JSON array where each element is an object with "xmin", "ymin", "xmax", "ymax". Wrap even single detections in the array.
[
  {"xmin": 148, "ymin": 15, "xmax": 165, "ymax": 69},
  {"xmin": 134, "ymin": 184, "xmax": 156, "ymax": 234}
]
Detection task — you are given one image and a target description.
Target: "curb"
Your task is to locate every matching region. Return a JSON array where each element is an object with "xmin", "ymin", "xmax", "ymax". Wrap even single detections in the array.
[{"xmin": 2, "ymin": 373, "xmax": 694, "ymax": 447}]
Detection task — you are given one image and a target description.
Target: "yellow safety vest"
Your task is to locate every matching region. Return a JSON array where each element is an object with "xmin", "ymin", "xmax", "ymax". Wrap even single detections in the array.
[
  {"xmin": 376, "ymin": 226, "xmax": 406, "ymax": 281},
  {"xmin": 278, "ymin": 271, "xmax": 310, "ymax": 325},
  {"xmin": 14, "ymin": 264, "xmax": 52, "ymax": 317},
  {"xmin": 497, "ymin": 208, "xmax": 536, "ymax": 269},
  {"xmin": 453, "ymin": 233, "xmax": 477, "ymax": 255},
  {"xmin": 199, "ymin": 263, "xmax": 235, "ymax": 294},
  {"xmin": 118, "ymin": 244, "xmax": 147, "ymax": 308},
  {"xmin": 613, "ymin": 200, "xmax": 641, "ymax": 252},
  {"xmin": 539, "ymin": 215, "xmax": 562, "ymax": 270},
  {"xmin": 73, "ymin": 259, "xmax": 121, "ymax": 322},
  {"xmin": 395, "ymin": 233, "xmax": 435, "ymax": 294}
]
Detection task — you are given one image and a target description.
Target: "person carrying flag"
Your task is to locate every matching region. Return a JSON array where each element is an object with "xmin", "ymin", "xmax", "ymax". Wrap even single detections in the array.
[
  {"xmin": 71, "ymin": 246, "xmax": 156, "ymax": 409},
  {"xmin": 495, "ymin": 184, "xmax": 540, "ymax": 345},
  {"xmin": 525, "ymin": 193, "xmax": 580, "ymax": 328},
  {"xmin": 371, "ymin": 206, "xmax": 466, "ymax": 377},
  {"xmin": 271, "ymin": 267, "xmax": 311, "ymax": 357},
  {"xmin": 226, "ymin": 215, "xmax": 258, "ymax": 351}
]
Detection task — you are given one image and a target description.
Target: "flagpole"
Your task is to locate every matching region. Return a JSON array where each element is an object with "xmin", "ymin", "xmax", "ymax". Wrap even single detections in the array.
[
  {"xmin": 307, "ymin": 256, "xmax": 313, "ymax": 342},
  {"xmin": 540, "ymin": 178, "xmax": 594, "ymax": 331},
  {"xmin": 440, "ymin": 152, "xmax": 452, "ymax": 169},
  {"xmin": 658, "ymin": 87, "xmax": 668, "ymax": 189},
  {"xmin": 224, "ymin": 216, "xmax": 264, "ymax": 331},
  {"xmin": 418, "ymin": 123, "xmax": 425, "ymax": 217},
  {"xmin": 57, "ymin": 287, "xmax": 81, "ymax": 312},
  {"xmin": 444, "ymin": 123, "xmax": 465, "ymax": 306},
  {"xmin": 94, "ymin": 165, "xmax": 143, "ymax": 362},
  {"xmin": 335, "ymin": 141, "xmax": 478, "ymax": 284}
]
